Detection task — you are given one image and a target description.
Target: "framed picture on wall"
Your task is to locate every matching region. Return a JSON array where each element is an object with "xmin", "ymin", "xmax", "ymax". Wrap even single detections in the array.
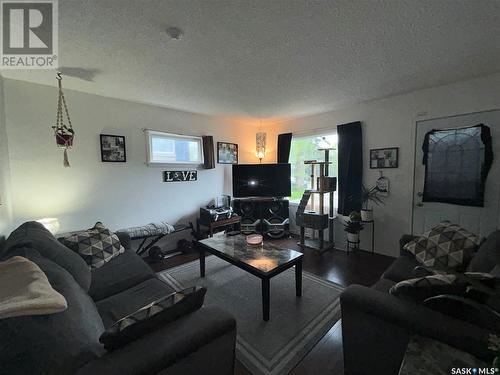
[
  {"xmin": 217, "ymin": 142, "xmax": 238, "ymax": 164},
  {"xmin": 370, "ymin": 147, "xmax": 398, "ymax": 168},
  {"xmin": 100, "ymin": 134, "xmax": 126, "ymax": 162}
]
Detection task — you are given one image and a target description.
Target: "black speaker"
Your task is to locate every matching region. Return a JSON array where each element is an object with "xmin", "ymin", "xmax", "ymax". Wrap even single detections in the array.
[
  {"xmin": 232, "ymin": 199, "xmax": 262, "ymax": 234},
  {"xmin": 261, "ymin": 199, "xmax": 289, "ymax": 239},
  {"xmin": 233, "ymin": 198, "xmax": 289, "ymax": 238},
  {"xmin": 262, "ymin": 199, "xmax": 289, "ymax": 218}
]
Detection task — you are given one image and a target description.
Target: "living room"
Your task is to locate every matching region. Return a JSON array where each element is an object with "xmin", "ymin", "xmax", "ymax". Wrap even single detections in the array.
[{"xmin": 0, "ymin": 1, "xmax": 500, "ymax": 375}]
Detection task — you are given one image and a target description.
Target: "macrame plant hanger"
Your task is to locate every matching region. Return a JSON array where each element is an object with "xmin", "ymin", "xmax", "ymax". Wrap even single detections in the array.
[{"xmin": 52, "ymin": 73, "xmax": 74, "ymax": 167}]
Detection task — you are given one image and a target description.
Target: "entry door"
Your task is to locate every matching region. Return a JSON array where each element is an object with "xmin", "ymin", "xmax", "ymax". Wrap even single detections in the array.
[{"xmin": 412, "ymin": 110, "xmax": 500, "ymax": 238}]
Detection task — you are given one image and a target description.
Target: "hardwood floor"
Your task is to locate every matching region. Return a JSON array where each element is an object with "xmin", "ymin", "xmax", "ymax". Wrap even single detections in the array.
[{"xmin": 147, "ymin": 236, "xmax": 394, "ymax": 375}]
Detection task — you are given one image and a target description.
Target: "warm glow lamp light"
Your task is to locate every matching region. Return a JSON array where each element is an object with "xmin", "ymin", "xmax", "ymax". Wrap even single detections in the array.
[
  {"xmin": 36, "ymin": 218, "xmax": 60, "ymax": 234},
  {"xmin": 256, "ymin": 132, "xmax": 266, "ymax": 163}
]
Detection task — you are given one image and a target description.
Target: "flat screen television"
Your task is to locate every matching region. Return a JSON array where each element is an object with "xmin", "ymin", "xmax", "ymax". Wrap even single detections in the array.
[{"xmin": 232, "ymin": 163, "xmax": 291, "ymax": 198}]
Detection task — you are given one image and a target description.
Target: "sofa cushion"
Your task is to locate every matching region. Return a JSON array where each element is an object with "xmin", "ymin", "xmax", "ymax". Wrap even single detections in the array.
[
  {"xmin": 404, "ymin": 221, "xmax": 480, "ymax": 271},
  {"xmin": 423, "ymin": 294, "xmax": 500, "ymax": 332},
  {"xmin": 467, "ymin": 230, "xmax": 500, "ymax": 273},
  {"xmin": 372, "ymin": 278, "xmax": 396, "ymax": 293},
  {"xmin": 63, "ymin": 222, "xmax": 125, "ymax": 269},
  {"xmin": 96, "ymin": 278, "xmax": 176, "ymax": 328},
  {"xmin": 89, "ymin": 249, "xmax": 155, "ymax": 301},
  {"xmin": 382, "ymin": 255, "xmax": 420, "ymax": 282},
  {"xmin": 3, "ymin": 221, "xmax": 91, "ymax": 292},
  {"xmin": 99, "ymin": 286, "xmax": 206, "ymax": 351},
  {"xmin": 0, "ymin": 248, "xmax": 105, "ymax": 375},
  {"xmin": 75, "ymin": 305, "xmax": 236, "ymax": 375}
]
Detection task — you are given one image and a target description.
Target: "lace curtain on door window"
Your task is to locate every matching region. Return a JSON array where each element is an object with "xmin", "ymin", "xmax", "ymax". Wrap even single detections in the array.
[{"xmin": 422, "ymin": 124, "xmax": 493, "ymax": 207}]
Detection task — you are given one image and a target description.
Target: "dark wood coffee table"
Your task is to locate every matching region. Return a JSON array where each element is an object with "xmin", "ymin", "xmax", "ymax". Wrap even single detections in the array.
[{"xmin": 195, "ymin": 235, "xmax": 303, "ymax": 321}]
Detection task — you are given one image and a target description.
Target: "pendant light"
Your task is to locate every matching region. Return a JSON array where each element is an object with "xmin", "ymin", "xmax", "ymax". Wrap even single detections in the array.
[{"xmin": 256, "ymin": 120, "xmax": 266, "ymax": 163}]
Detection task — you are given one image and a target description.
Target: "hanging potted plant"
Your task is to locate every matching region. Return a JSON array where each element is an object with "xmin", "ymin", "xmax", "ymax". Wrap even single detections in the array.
[
  {"xmin": 51, "ymin": 73, "xmax": 75, "ymax": 167},
  {"xmin": 54, "ymin": 125, "xmax": 74, "ymax": 148},
  {"xmin": 361, "ymin": 184, "xmax": 384, "ymax": 222},
  {"xmin": 343, "ymin": 211, "xmax": 364, "ymax": 243}
]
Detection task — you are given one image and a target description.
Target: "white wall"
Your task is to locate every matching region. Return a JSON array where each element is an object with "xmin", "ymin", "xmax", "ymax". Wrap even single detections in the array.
[
  {"xmin": 0, "ymin": 75, "xmax": 13, "ymax": 234},
  {"xmin": 3, "ymin": 73, "xmax": 500, "ymax": 257},
  {"xmin": 3, "ymin": 79, "xmax": 248, "ymax": 239},
  {"xmin": 266, "ymin": 73, "xmax": 500, "ymax": 257}
]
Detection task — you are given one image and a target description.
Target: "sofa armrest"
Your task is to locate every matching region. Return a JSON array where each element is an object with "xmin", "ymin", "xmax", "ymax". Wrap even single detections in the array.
[
  {"xmin": 115, "ymin": 231, "xmax": 131, "ymax": 251},
  {"xmin": 423, "ymin": 294, "xmax": 500, "ymax": 332},
  {"xmin": 399, "ymin": 234, "xmax": 418, "ymax": 256},
  {"xmin": 76, "ymin": 306, "xmax": 236, "ymax": 375},
  {"xmin": 340, "ymin": 285, "xmax": 493, "ymax": 375}
]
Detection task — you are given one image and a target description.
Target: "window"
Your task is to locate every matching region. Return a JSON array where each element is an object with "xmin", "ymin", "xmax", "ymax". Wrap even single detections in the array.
[
  {"xmin": 146, "ymin": 130, "xmax": 204, "ymax": 165},
  {"xmin": 289, "ymin": 133, "xmax": 338, "ymax": 208}
]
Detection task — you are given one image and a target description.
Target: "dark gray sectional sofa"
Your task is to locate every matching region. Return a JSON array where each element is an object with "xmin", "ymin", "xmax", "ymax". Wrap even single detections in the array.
[
  {"xmin": 0, "ymin": 221, "xmax": 236, "ymax": 375},
  {"xmin": 340, "ymin": 230, "xmax": 500, "ymax": 375}
]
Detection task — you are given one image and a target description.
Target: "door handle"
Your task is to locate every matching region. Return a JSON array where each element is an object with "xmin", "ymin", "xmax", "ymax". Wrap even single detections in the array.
[{"xmin": 417, "ymin": 192, "xmax": 423, "ymax": 197}]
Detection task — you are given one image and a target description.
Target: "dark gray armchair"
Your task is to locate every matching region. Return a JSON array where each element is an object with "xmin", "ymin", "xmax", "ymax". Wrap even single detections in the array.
[{"xmin": 340, "ymin": 230, "xmax": 500, "ymax": 375}]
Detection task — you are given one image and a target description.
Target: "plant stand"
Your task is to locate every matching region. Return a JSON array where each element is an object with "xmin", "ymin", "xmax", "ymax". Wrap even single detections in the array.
[
  {"xmin": 362, "ymin": 220, "xmax": 375, "ymax": 253},
  {"xmin": 346, "ymin": 238, "xmax": 360, "ymax": 252}
]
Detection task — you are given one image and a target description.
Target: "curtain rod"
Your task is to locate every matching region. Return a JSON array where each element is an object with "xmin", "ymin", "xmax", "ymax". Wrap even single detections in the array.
[
  {"xmin": 291, "ymin": 124, "xmax": 338, "ymax": 137},
  {"xmin": 142, "ymin": 128, "xmax": 204, "ymax": 137}
]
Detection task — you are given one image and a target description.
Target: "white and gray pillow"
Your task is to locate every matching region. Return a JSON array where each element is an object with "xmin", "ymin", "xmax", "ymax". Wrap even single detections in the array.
[
  {"xmin": 389, "ymin": 273, "xmax": 460, "ymax": 301},
  {"xmin": 404, "ymin": 221, "xmax": 480, "ymax": 271},
  {"xmin": 99, "ymin": 286, "xmax": 206, "ymax": 351},
  {"xmin": 63, "ymin": 222, "xmax": 125, "ymax": 269},
  {"xmin": 390, "ymin": 271, "xmax": 500, "ymax": 302}
]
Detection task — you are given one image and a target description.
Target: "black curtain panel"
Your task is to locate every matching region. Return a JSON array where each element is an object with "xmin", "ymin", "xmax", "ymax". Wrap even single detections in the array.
[
  {"xmin": 277, "ymin": 133, "xmax": 293, "ymax": 163},
  {"xmin": 337, "ymin": 121, "xmax": 363, "ymax": 215},
  {"xmin": 422, "ymin": 124, "xmax": 493, "ymax": 207},
  {"xmin": 202, "ymin": 136, "xmax": 215, "ymax": 169}
]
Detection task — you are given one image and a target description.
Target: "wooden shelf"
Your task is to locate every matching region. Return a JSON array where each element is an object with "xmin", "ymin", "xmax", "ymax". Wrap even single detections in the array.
[{"xmin": 306, "ymin": 189, "xmax": 336, "ymax": 194}]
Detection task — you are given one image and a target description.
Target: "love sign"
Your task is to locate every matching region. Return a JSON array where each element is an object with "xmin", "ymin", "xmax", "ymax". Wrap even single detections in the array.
[{"xmin": 163, "ymin": 170, "xmax": 198, "ymax": 182}]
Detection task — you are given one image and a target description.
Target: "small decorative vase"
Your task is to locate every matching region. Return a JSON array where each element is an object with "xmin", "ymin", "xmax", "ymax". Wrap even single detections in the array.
[{"xmin": 361, "ymin": 209, "xmax": 373, "ymax": 222}]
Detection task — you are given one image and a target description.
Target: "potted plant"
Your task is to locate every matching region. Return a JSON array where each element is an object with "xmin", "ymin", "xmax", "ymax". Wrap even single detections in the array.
[
  {"xmin": 343, "ymin": 211, "xmax": 364, "ymax": 243},
  {"xmin": 53, "ymin": 124, "xmax": 74, "ymax": 148},
  {"xmin": 361, "ymin": 185, "xmax": 384, "ymax": 222}
]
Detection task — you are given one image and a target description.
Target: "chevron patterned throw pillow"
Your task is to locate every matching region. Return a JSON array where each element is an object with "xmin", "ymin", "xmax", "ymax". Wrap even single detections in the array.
[
  {"xmin": 63, "ymin": 222, "xmax": 125, "ymax": 269},
  {"xmin": 404, "ymin": 221, "xmax": 480, "ymax": 271}
]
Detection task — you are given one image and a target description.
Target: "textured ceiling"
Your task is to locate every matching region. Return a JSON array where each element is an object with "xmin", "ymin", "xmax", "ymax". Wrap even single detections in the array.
[{"xmin": 2, "ymin": 0, "xmax": 500, "ymax": 119}]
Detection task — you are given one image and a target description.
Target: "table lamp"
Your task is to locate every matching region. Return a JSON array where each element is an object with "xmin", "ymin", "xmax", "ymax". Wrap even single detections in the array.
[{"xmin": 36, "ymin": 218, "xmax": 60, "ymax": 234}]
